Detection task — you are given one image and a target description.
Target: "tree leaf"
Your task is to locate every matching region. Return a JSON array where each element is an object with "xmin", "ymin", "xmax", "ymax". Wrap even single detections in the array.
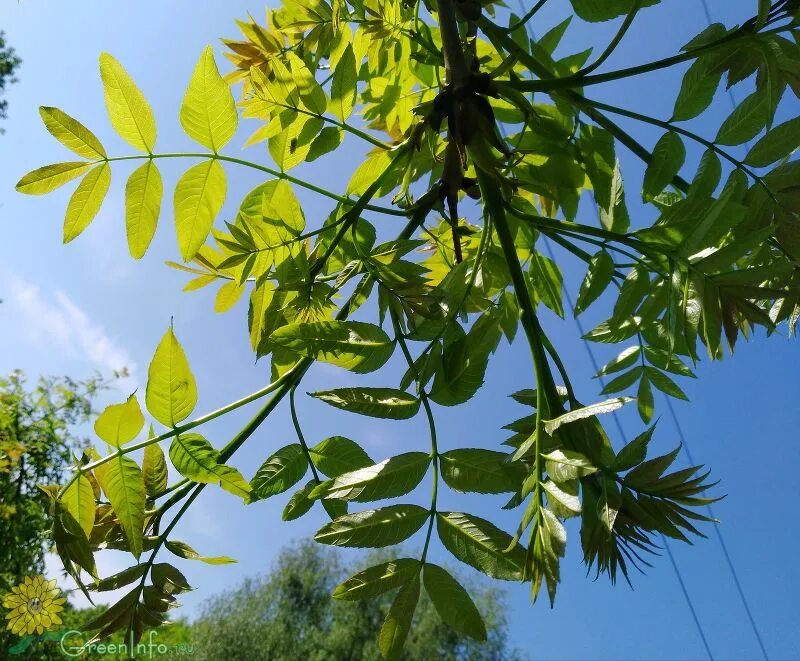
[
  {"xmin": 282, "ymin": 480, "xmax": 317, "ymax": 521},
  {"xmin": 39, "ymin": 106, "xmax": 106, "ymax": 159},
  {"xmin": 62, "ymin": 473, "xmax": 96, "ymax": 538},
  {"xmin": 612, "ymin": 426, "xmax": 656, "ymax": 472},
  {"xmin": 645, "ymin": 366, "xmax": 688, "ymax": 400},
  {"xmin": 672, "ymin": 57, "xmax": 722, "ymax": 122},
  {"xmin": 94, "ymin": 393, "xmax": 145, "ymax": 447},
  {"xmin": 314, "ymin": 504, "xmax": 429, "ymax": 547},
  {"xmin": 541, "ymin": 449, "xmax": 598, "ymax": 481},
  {"xmin": 250, "ymin": 444, "xmax": 308, "ymax": 500},
  {"xmin": 63, "ymin": 163, "xmax": 111, "ymax": 243},
  {"xmin": 544, "ymin": 397, "xmax": 633, "ymax": 434},
  {"xmin": 270, "ymin": 321, "xmax": 394, "ymax": 374},
  {"xmin": 169, "ymin": 433, "xmax": 251, "ymax": 500},
  {"xmin": 439, "ymin": 449, "xmax": 521, "ymax": 494},
  {"xmin": 716, "ymin": 90, "xmax": 770, "ymax": 146},
  {"xmin": 310, "ymin": 387, "xmax": 420, "ymax": 419},
  {"xmin": 94, "ymin": 453, "xmax": 145, "ymax": 559},
  {"xmin": 174, "ymin": 159, "xmax": 227, "ymax": 261},
  {"xmin": 569, "ymin": 0, "xmax": 657, "ymax": 22},
  {"xmin": 575, "ymin": 251, "xmax": 615, "ymax": 316},
  {"xmin": 347, "ymin": 149, "xmax": 392, "ymax": 196},
  {"xmin": 423, "ymin": 563, "xmax": 487, "ymax": 641},
  {"xmin": 333, "ymin": 558, "xmax": 420, "ymax": 601},
  {"xmin": 436, "ymin": 512, "xmax": 526, "ymax": 580},
  {"xmin": 16, "ymin": 162, "xmax": 90, "ymax": 195},
  {"xmin": 330, "ymin": 43, "xmax": 357, "ymax": 121},
  {"xmin": 643, "ymin": 132, "xmax": 685, "ymax": 200},
  {"xmin": 542, "ymin": 480, "xmax": 582, "ymax": 517},
  {"xmin": 180, "ymin": 46, "xmax": 238, "ymax": 152},
  {"xmin": 637, "ymin": 373, "xmax": 654, "ymax": 423},
  {"xmin": 310, "ymin": 452, "xmax": 430, "ymax": 502},
  {"xmin": 379, "ymin": 574, "xmax": 420, "ymax": 661},
  {"xmin": 309, "ymin": 436, "xmax": 373, "ymax": 478},
  {"xmin": 99, "ymin": 52, "xmax": 156, "ymax": 152},
  {"xmin": 125, "ymin": 161, "xmax": 163, "ymax": 259},
  {"xmin": 165, "ymin": 540, "xmax": 236, "ymax": 565},
  {"xmin": 143, "ymin": 439, "xmax": 168, "ymax": 497},
  {"xmin": 151, "ymin": 563, "xmax": 193, "ymax": 595},
  {"xmin": 745, "ymin": 116, "xmax": 800, "ymax": 167},
  {"xmin": 92, "ymin": 565, "xmax": 149, "ymax": 592},
  {"xmin": 146, "ymin": 326, "xmax": 197, "ymax": 428}
]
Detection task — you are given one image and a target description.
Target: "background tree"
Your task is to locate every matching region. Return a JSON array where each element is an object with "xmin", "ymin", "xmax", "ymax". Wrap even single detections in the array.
[
  {"xmin": 0, "ymin": 31, "xmax": 21, "ymax": 130},
  {"xmin": 12, "ymin": 0, "xmax": 800, "ymax": 658}
]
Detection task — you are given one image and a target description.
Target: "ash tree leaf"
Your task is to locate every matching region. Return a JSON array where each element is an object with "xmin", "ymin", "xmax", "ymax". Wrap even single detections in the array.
[
  {"xmin": 568, "ymin": 0, "xmax": 657, "ymax": 22},
  {"xmin": 745, "ymin": 116, "xmax": 800, "ymax": 167},
  {"xmin": 174, "ymin": 159, "xmax": 227, "ymax": 261},
  {"xmin": 282, "ymin": 481, "xmax": 317, "ymax": 521},
  {"xmin": 146, "ymin": 326, "xmax": 197, "ymax": 428},
  {"xmin": 612, "ymin": 425, "xmax": 656, "ymax": 472},
  {"xmin": 542, "ymin": 449, "xmax": 598, "ymax": 481},
  {"xmin": 39, "ymin": 106, "xmax": 106, "ymax": 159},
  {"xmin": 165, "ymin": 540, "xmax": 236, "ymax": 565},
  {"xmin": 672, "ymin": 57, "xmax": 722, "ymax": 122},
  {"xmin": 688, "ymin": 149, "xmax": 722, "ymax": 198},
  {"xmin": 310, "ymin": 452, "xmax": 430, "ymax": 502},
  {"xmin": 716, "ymin": 90, "xmax": 770, "ymax": 146},
  {"xmin": 94, "ymin": 393, "xmax": 145, "ymax": 447},
  {"xmin": 180, "ymin": 46, "xmax": 238, "ymax": 152},
  {"xmin": 439, "ymin": 449, "xmax": 522, "ymax": 494},
  {"xmin": 314, "ymin": 504, "xmax": 429, "ymax": 547},
  {"xmin": 125, "ymin": 161, "xmax": 163, "ymax": 259},
  {"xmin": 612, "ymin": 266, "xmax": 650, "ymax": 323},
  {"xmin": 542, "ymin": 479, "xmax": 581, "ymax": 517},
  {"xmin": 287, "ymin": 52, "xmax": 327, "ymax": 115},
  {"xmin": 597, "ymin": 346, "xmax": 641, "ymax": 377},
  {"xmin": 63, "ymin": 163, "xmax": 111, "ymax": 243},
  {"xmin": 151, "ymin": 563, "xmax": 193, "ymax": 595},
  {"xmin": 309, "ymin": 436, "xmax": 373, "ymax": 477},
  {"xmin": 645, "ymin": 366, "xmax": 688, "ymax": 400},
  {"xmin": 530, "ymin": 252, "xmax": 564, "ymax": 317},
  {"xmin": 169, "ymin": 433, "xmax": 251, "ymax": 500},
  {"xmin": 575, "ymin": 251, "xmax": 615, "ymax": 316},
  {"xmin": 92, "ymin": 565, "xmax": 149, "ymax": 592},
  {"xmin": 62, "ymin": 473, "xmax": 96, "ymax": 538},
  {"xmin": 99, "ymin": 52, "xmax": 156, "ymax": 153},
  {"xmin": 333, "ymin": 558, "xmax": 420, "ymax": 601},
  {"xmin": 423, "ymin": 563, "xmax": 487, "ymax": 641},
  {"xmin": 94, "ymin": 453, "xmax": 145, "ymax": 559},
  {"xmin": 643, "ymin": 132, "xmax": 685, "ymax": 200},
  {"xmin": 544, "ymin": 397, "xmax": 634, "ymax": 435},
  {"xmin": 436, "ymin": 512, "xmax": 526, "ymax": 581},
  {"xmin": 330, "ymin": 43, "xmax": 357, "ymax": 121},
  {"xmin": 306, "ymin": 126, "xmax": 344, "ymax": 162},
  {"xmin": 214, "ymin": 280, "xmax": 245, "ymax": 313},
  {"xmin": 310, "ymin": 387, "xmax": 420, "ymax": 419},
  {"xmin": 270, "ymin": 320, "xmax": 394, "ymax": 373},
  {"xmin": 638, "ymin": 373, "xmax": 654, "ymax": 423},
  {"xmin": 347, "ymin": 149, "xmax": 393, "ymax": 196},
  {"xmin": 250, "ymin": 443, "xmax": 308, "ymax": 500},
  {"xmin": 379, "ymin": 574, "xmax": 420, "ymax": 661},
  {"xmin": 16, "ymin": 162, "xmax": 90, "ymax": 195},
  {"xmin": 143, "ymin": 439, "xmax": 168, "ymax": 497}
]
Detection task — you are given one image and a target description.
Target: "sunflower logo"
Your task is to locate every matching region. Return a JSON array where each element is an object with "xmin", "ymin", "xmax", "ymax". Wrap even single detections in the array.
[{"xmin": 3, "ymin": 575, "xmax": 66, "ymax": 636}]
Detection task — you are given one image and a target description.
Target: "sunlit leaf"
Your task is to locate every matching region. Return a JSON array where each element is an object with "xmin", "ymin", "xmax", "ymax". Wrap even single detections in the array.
[{"xmin": 99, "ymin": 52, "xmax": 156, "ymax": 152}]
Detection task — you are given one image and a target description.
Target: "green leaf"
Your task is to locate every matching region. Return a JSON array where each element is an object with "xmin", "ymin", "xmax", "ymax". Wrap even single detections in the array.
[
  {"xmin": 423, "ymin": 563, "xmax": 487, "ymax": 641},
  {"xmin": 282, "ymin": 481, "xmax": 317, "ymax": 521},
  {"xmin": 330, "ymin": 43, "xmax": 357, "ymax": 121},
  {"xmin": 310, "ymin": 452, "xmax": 430, "ymax": 502},
  {"xmin": 314, "ymin": 504, "xmax": 429, "ymax": 547},
  {"xmin": 16, "ymin": 162, "xmax": 90, "ymax": 195},
  {"xmin": 645, "ymin": 366, "xmax": 688, "ymax": 400},
  {"xmin": 600, "ymin": 366, "xmax": 642, "ymax": 394},
  {"xmin": 576, "ymin": 251, "xmax": 615, "ymax": 316},
  {"xmin": 270, "ymin": 321, "xmax": 394, "ymax": 374},
  {"xmin": 250, "ymin": 444, "xmax": 308, "ymax": 500},
  {"xmin": 62, "ymin": 474, "xmax": 96, "ymax": 538},
  {"xmin": 542, "ymin": 479, "xmax": 581, "ymax": 517},
  {"xmin": 174, "ymin": 159, "xmax": 227, "ymax": 261},
  {"xmin": 146, "ymin": 326, "xmax": 197, "ymax": 427},
  {"xmin": 545, "ymin": 397, "xmax": 633, "ymax": 435},
  {"xmin": 99, "ymin": 52, "xmax": 156, "ymax": 152},
  {"xmin": 310, "ymin": 387, "xmax": 420, "ymax": 419},
  {"xmin": 436, "ymin": 512, "xmax": 526, "ymax": 580},
  {"xmin": 309, "ymin": 436, "xmax": 373, "ymax": 478},
  {"xmin": 379, "ymin": 574, "xmax": 420, "ymax": 661},
  {"xmin": 612, "ymin": 266, "xmax": 650, "ymax": 323},
  {"xmin": 151, "ymin": 563, "xmax": 193, "ymax": 595},
  {"xmin": 306, "ymin": 126, "xmax": 344, "ymax": 162},
  {"xmin": 333, "ymin": 558, "xmax": 420, "ymax": 601},
  {"xmin": 39, "ymin": 106, "xmax": 106, "ymax": 159},
  {"xmin": 287, "ymin": 52, "xmax": 327, "ymax": 114},
  {"xmin": 214, "ymin": 280, "xmax": 245, "ymax": 313},
  {"xmin": 180, "ymin": 46, "xmax": 238, "ymax": 152},
  {"xmin": 672, "ymin": 57, "xmax": 722, "ymax": 122},
  {"xmin": 745, "ymin": 116, "xmax": 800, "ymax": 167},
  {"xmin": 597, "ymin": 346, "xmax": 641, "ymax": 377},
  {"xmin": 541, "ymin": 449, "xmax": 598, "ymax": 481},
  {"xmin": 169, "ymin": 433, "xmax": 251, "ymax": 499},
  {"xmin": 165, "ymin": 540, "xmax": 236, "ymax": 564},
  {"xmin": 568, "ymin": 0, "xmax": 657, "ymax": 22},
  {"xmin": 530, "ymin": 252, "xmax": 564, "ymax": 317},
  {"xmin": 716, "ymin": 90, "xmax": 770, "ymax": 146},
  {"xmin": 94, "ymin": 453, "xmax": 145, "ymax": 559},
  {"xmin": 143, "ymin": 438, "xmax": 168, "ymax": 497},
  {"xmin": 347, "ymin": 149, "xmax": 392, "ymax": 196},
  {"xmin": 92, "ymin": 565, "xmax": 149, "ymax": 592},
  {"xmin": 94, "ymin": 393, "xmax": 145, "ymax": 447},
  {"xmin": 637, "ymin": 373, "xmax": 654, "ymax": 423},
  {"xmin": 612, "ymin": 426, "xmax": 656, "ymax": 472},
  {"xmin": 62, "ymin": 163, "xmax": 111, "ymax": 243},
  {"xmin": 125, "ymin": 161, "xmax": 163, "ymax": 259},
  {"xmin": 688, "ymin": 149, "xmax": 722, "ymax": 199},
  {"xmin": 439, "ymin": 449, "xmax": 521, "ymax": 494},
  {"xmin": 643, "ymin": 132, "xmax": 685, "ymax": 200}
]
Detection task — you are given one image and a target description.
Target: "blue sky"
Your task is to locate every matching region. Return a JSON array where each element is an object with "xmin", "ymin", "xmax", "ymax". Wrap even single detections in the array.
[{"xmin": 1, "ymin": 1, "xmax": 799, "ymax": 659}]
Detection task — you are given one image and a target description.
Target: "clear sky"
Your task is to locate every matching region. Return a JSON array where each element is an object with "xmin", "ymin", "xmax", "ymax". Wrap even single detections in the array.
[{"xmin": 1, "ymin": 1, "xmax": 798, "ymax": 659}]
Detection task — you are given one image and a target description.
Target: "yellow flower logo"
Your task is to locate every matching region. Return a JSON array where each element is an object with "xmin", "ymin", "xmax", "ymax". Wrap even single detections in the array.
[{"xmin": 3, "ymin": 576, "xmax": 66, "ymax": 636}]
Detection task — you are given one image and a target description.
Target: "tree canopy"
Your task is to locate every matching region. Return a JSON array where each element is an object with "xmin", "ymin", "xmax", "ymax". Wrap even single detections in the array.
[
  {"xmin": 10, "ymin": 0, "xmax": 800, "ymax": 658},
  {"xmin": 0, "ymin": 31, "xmax": 21, "ymax": 127}
]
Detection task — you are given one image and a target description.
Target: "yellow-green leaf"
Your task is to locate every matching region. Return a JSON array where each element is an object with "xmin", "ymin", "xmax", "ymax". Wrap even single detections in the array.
[
  {"xmin": 330, "ymin": 44, "xmax": 356, "ymax": 121},
  {"xmin": 143, "ymin": 434, "xmax": 168, "ymax": 498},
  {"xmin": 347, "ymin": 149, "xmax": 392, "ymax": 196},
  {"xmin": 125, "ymin": 161, "xmax": 163, "ymax": 259},
  {"xmin": 94, "ymin": 454, "xmax": 145, "ymax": 559},
  {"xmin": 99, "ymin": 53, "xmax": 157, "ymax": 153},
  {"xmin": 174, "ymin": 159, "xmax": 226, "ymax": 261},
  {"xmin": 214, "ymin": 280, "xmax": 245, "ymax": 313},
  {"xmin": 63, "ymin": 163, "xmax": 111, "ymax": 243},
  {"xmin": 39, "ymin": 106, "xmax": 106, "ymax": 159},
  {"xmin": 62, "ymin": 474, "xmax": 96, "ymax": 538},
  {"xmin": 164, "ymin": 540, "xmax": 236, "ymax": 565},
  {"xmin": 146, "ymin": 327, "xmax": 197, "ymax": 427},
  {"xmin": 16, "ymin": 162, "xmax": 89, "ymax": 195},
  {"xmin": 94, "ymin": 393, "xmax": 145, "ymax": 447},
  {"xmin": 180, "ymin": 46, "xmax": 238, "ymax": 152},
  {"xmin": 169, "ymin": 433, "xmax": 251, "ymax": 500},
  {"xmin": 287, "ymin": 52, "xmax": 327, "ymax": 115}
]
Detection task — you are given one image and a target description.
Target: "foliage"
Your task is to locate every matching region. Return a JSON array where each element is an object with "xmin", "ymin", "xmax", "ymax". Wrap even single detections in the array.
[
  {"xmin": 189, "ymin": 541, "xmax": 520, "ymax": 661},
  {"xmin": 13, "ymin": 0, "xmax": 800, "ymax": 658},
  {"xmin": 0, "ymin": 30, "xmax": 21, "ymax": 129}
]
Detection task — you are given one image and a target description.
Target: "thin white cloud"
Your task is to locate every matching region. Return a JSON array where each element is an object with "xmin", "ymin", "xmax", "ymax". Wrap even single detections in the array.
[{"xmin": 5, "ymin": 273, "xmax": 137, "ymax": 385}]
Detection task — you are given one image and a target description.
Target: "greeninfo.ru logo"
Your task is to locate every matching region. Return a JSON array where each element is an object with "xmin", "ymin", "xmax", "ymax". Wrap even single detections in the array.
[{"xmin": 59, "ymin": 629, "xmax": 194, "ymax": 657}]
